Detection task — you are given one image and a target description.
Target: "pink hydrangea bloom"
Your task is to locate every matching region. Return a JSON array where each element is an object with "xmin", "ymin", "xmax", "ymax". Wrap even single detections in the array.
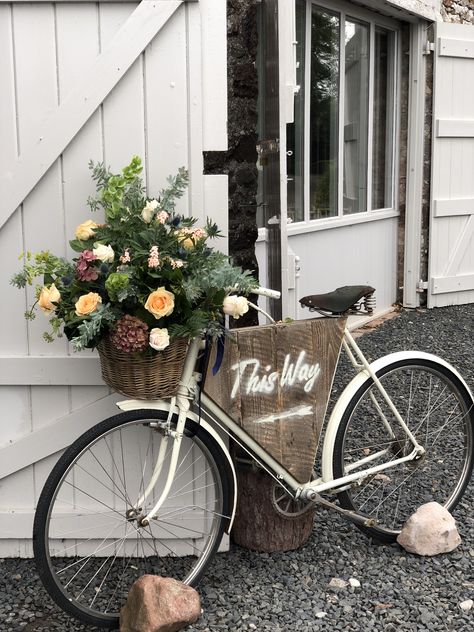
[
  {"xmin": 156, "ymin": 211, "xmax": 169, "ymax": 224},
  {"xmin": 193, "ymin": 227, "xmax": 206, "ymax": 240},
  {"xmin": 148, "ymin": 245, "xmax": 160, "ymax": 268},
  {"xmin": 120, "ymin": 249, "xmax": 131, "ymax": 264},
  {"xmin": 76, "ymin": 250, "xmax": 99, "ymax": 281}
]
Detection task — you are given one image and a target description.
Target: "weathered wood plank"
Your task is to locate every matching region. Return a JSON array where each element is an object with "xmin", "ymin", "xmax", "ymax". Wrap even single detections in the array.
[{"xmin": 205, "ymin": 318, "xmax": 346, "ymax": 482}]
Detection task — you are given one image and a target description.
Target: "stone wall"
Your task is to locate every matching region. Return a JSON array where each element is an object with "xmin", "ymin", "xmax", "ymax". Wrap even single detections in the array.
[
  {"xmin": 204, "ymin": 0, "xmax": 259, "ymax": 327},
  {"xmin": 442, "ymin": 0, "xmax": 474, "ymax": 22},
  {"xmin": 396, "ymin": 25, "xmax": 411, "ymax": 305}
]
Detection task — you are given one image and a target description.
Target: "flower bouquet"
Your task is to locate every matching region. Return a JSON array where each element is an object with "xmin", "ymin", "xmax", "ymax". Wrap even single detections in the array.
[{"xmin": 11, "ymin": 156, "xmax": 256, "ymax": 398}]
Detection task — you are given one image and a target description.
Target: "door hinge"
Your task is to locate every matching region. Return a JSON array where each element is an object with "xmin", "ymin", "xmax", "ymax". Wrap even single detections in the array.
[
  {"xmin": 423, "ymin": 41, "xmax": 435, "ymax": 55},
  {"xmin": 256, "ymin": 138, "xmax": 280, "ymax": 157},
  {"xmin": 417, "ymin": 280, "xmax": 428, "ymax": 292}
]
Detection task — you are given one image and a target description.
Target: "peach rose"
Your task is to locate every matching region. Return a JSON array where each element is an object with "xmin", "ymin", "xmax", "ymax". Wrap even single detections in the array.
[
  {"xmin": 149, "ymin": 328, "xmax": 170, "ymax": 351},
  {"xmin": 75, "ymin": 219, "xmax": 98, "ymax": 241},
  {"xmin": 75, "ymin": 292, "xmax": 102, "ymax": 316},
  {"xmin": 38, "ymin": 283, "xmax": 61, "ymax": 314},
  {"xmin": 144, "ymin": 287, "xmax": 175, "ymax": 319}
]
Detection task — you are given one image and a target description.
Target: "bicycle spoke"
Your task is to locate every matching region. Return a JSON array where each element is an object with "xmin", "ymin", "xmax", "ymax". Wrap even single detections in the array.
[
  {"xmin": 336, "ymin": 362, "xmax": 473, "ymax": 538},
  {"xmin": 38, "ymin": 414, "xmax": 226, "ymax": 624}
]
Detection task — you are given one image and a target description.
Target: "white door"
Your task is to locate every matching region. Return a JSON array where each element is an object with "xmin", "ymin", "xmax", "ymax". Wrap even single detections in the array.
[
  {"xmin": 0, "ymin": 0, "xmax": 227, "ymax": 556},
  {"xmin": 428, "ymin": 21, "xmax": 474, "ymax": 307},
  {"xmin": 261, "ymin": 0, "xmax": 401, "ymax": 320}
]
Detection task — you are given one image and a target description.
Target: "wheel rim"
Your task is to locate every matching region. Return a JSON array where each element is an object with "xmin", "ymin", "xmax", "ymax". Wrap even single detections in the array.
[
  {"xmin": 41, "ymin": 419, "xmax": 224, "ymax": 622},
  {"xmin": 339, "ymin": 363, "xmax": 473, "ymax": 534}
]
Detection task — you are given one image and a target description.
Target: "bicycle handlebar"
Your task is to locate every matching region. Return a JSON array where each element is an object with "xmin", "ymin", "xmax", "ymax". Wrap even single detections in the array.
[{"xmin": 253, "ymin": 286, "xmax": 281, "ymax": 300}]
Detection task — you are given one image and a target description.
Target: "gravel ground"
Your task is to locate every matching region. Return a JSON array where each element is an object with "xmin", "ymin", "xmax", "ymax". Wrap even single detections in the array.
[{"xmin": 1, "ymin": 305, "xmax": 473, "ymax": 632}]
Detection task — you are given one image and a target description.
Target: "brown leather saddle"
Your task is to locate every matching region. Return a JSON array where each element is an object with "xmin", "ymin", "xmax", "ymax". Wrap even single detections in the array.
[{"xmin": 300, "ymin": 285, "xmax": 375, "ymax": 315}]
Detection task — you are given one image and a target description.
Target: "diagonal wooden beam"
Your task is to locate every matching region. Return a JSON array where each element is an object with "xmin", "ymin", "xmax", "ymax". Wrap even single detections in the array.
[
  {"xmin": 0, "ymin": 393, "xmax": 121, "ymax": 480},
  {"xmin": 0, "ymin": 0, "xmax": 183, "ymax": 230},
  {"xmin": 444, "ymin": 215, "xmax": 474, "ymax": 277}
]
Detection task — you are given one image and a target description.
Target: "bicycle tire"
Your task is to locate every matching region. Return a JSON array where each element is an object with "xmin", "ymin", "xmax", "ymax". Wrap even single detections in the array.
[
  {"xmin": 33, "ymin": 409, "xmax": 233, "ymax": 629},
  {"xmin": 332, "ymin": 358, "xmax": 474, "ymax": 542}
]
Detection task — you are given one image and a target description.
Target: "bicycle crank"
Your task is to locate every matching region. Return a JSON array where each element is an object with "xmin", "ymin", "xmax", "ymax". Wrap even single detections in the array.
[{"xmin": 305, "ymin": 491, "xmax": 378, "ymax": 528}]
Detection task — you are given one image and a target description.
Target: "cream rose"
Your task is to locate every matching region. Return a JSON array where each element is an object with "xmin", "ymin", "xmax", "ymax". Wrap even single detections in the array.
[
  {"xmin": 144, "ymin": 287, "xmax": 175, "ymax": 319},
  {"xmin": 75, "ymin": 219, "xmax": 98, "ymax": 241},
  {"xmin": 141, "ymin": 199, "xmax": 159, "ymax": 223},
  {"xmin": 38, "ymin": 284, "xmax": 61, "ymax": 314},
  {"xmin": 75, "ymin": 292, "xmax": 102, "ymax": 316},
  {"xmin": 149, "ymin": 328, "xmax": 170, "ymax": 351},
  {"xmin": 223, "ymin": 295, "xmax": 249, "ymax": 319},
  {"xmin": 92, "ymin": 244, "xmax": 114, "ymax": 263}
]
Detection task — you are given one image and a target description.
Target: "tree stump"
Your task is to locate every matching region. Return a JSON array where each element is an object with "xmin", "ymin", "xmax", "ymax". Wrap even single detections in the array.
[{"xmin": 231, "ymin": 466, "xmax": 316, "ymax": 552}]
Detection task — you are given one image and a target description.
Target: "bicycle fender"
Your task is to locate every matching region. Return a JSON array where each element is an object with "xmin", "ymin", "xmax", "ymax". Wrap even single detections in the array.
[
  {"xmin": 116, "ymin": 399, "xmax": 238, "ymax": 532},
  {"xmin": 320, "ymin": 351, "xmax": 474, "ymax": 484}
]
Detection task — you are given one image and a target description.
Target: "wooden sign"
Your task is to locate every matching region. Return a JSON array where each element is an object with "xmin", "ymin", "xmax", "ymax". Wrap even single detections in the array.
[{"xmin": 204, "ymin": 318, "xmax": 347, "ymax": 483}]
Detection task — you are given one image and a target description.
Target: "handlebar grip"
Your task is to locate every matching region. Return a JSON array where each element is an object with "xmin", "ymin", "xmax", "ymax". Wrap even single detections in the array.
[{"xmin": 254, "ymin": 286, "xmax": 281, "ymax": 300}]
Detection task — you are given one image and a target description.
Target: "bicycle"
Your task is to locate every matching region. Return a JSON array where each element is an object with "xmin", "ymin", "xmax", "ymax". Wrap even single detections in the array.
[{"xmin": 32, "ymin": 285, "xmax": 474, "ymax": 629}]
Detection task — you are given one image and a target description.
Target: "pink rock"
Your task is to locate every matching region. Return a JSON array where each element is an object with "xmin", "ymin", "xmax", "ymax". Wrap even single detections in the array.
[
  {"xmin": 120, "ymin": 575, "xmax": 201, "ymax": 632},
  {"xmin": 397, "ymin": 502, "xmax": 461, "ymax": 556}
]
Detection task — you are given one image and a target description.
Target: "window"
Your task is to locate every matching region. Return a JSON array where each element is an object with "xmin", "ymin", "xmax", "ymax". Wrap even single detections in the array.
[{"xmin": 286, "ymin": 0, "xmax": 398, "ymax": 223}]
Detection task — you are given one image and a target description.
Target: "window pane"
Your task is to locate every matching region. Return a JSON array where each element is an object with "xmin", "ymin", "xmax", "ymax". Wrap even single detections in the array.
[
  {"xmin": 287, "ymin": 0, "xmax": 306, "ymax": 223},
  {"xmin": 343, "ymin": 18, "xmax": 369, "ymax": 214},
  {"xmin": 310, "ymin": 6, "xmax": 340, "ymax": 220},
  {"xmin": 372, "ymin": 27, "xmax": 395, "ymax": 209}
]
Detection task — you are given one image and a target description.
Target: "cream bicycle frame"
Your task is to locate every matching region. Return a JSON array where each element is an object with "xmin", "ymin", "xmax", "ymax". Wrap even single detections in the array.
[{"xmin": 117, "ymin": 324, "xmax": 442, "ymax": 526}]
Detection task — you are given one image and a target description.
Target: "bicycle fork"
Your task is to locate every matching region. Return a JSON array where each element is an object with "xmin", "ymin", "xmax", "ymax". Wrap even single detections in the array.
[
  {"xmin": 126, "ymin": 339, "xmax": 202, "ymax": 527},
  {"xmin": 125, "ymin": 397, "xmax": 188, "ymax": 528}
]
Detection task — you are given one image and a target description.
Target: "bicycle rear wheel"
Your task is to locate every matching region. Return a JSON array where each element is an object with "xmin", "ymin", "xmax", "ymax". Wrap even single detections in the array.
[
  {"xmin": 33, "ymin": 409, "xmax": 232, "ymax": 629},
  {"xmin": 332, "ymin": 359, "xmax": 474, "ymax": 542}
]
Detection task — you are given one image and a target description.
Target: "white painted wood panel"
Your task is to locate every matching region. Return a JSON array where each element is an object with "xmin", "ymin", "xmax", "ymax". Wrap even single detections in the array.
[
  {"xmin": 256, "ymin": 217, "xmax": 398, "ymax": 318},
  {"xmin": 428, "ymin": 21, "xmax": 474, "ymax": 307},
  {"xmin": 0, "ymin": 0, "xmax": 229, "ymax": 556},
  {"xmin": 290, "ymin": 218, "xmax": 397, "ymax": 318}
]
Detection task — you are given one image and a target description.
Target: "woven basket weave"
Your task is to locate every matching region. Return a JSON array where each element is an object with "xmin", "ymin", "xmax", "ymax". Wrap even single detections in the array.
[{"xmin": 98, "ymin": 335, "xmax": 189, "ymax": 399}]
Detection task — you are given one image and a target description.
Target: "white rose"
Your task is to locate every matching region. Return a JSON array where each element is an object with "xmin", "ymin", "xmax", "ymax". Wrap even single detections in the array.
[
  {"xmin": 149, "ymin": 327, "xmax": 170, "ymax": 351},
  {"xmin": 223, "ymin": 295, "xmax": 249, "ymax": 319},
  {"xmin": 141, "ymin": 199, "xmax": 159, "ymax": 223},
  {"xmin": 92, "ymin": 244, "xmax": 114, "ymax": 263}
]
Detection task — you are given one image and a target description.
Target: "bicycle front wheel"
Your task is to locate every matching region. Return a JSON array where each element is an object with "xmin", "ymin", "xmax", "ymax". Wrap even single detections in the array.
[
  {"xmin": 333, "ymin": 358, "xmax": 474, "ymax": 542},
  {"xmin": 33, "ymin": 409, "xmax": 232, "ymax": 629}
]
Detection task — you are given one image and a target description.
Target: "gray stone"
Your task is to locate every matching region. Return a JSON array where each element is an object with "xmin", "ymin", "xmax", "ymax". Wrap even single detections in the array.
[
  {"xmin": 120, "ymin": 575, "xmax": 201, "ymax": 632},
  {"xmin": 397, "ymin": 502, "xmax": 461, "ymax": 556}
]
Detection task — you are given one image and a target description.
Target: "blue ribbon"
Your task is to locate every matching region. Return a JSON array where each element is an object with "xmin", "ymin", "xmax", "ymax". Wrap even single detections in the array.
[{"xmin": 212, "ymin": 336, "xmax": 225, "ymax": 375}]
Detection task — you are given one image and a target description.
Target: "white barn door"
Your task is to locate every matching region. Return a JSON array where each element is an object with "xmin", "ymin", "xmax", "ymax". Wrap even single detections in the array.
[
  {"xmin": 428, "ymin": 22, "xmax": 474, "ymax": 307},
  {"xmin": 0, "ymin": 0, "xmax": 227, "ymax": 556}
]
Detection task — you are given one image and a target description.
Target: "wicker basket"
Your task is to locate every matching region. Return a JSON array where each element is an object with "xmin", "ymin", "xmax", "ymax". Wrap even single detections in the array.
[{"xmin": 97, "ymin": 336, "xmax": 189, "ymax": 399}]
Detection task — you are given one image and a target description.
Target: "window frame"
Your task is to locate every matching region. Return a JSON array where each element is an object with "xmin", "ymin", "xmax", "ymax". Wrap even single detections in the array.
[{"xmin": 286, "ymin": 0, "xmax": 401, "ymax": 234}]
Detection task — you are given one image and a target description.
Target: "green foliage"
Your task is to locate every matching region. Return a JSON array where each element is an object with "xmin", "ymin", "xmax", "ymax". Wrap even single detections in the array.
[
  {"xmin": 12, "ymin": 157, "xmax": 258, "ymax": 352},
  {"xmin": 71, "ymin": 305, "xmax": 117, "ymax": 351}
]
